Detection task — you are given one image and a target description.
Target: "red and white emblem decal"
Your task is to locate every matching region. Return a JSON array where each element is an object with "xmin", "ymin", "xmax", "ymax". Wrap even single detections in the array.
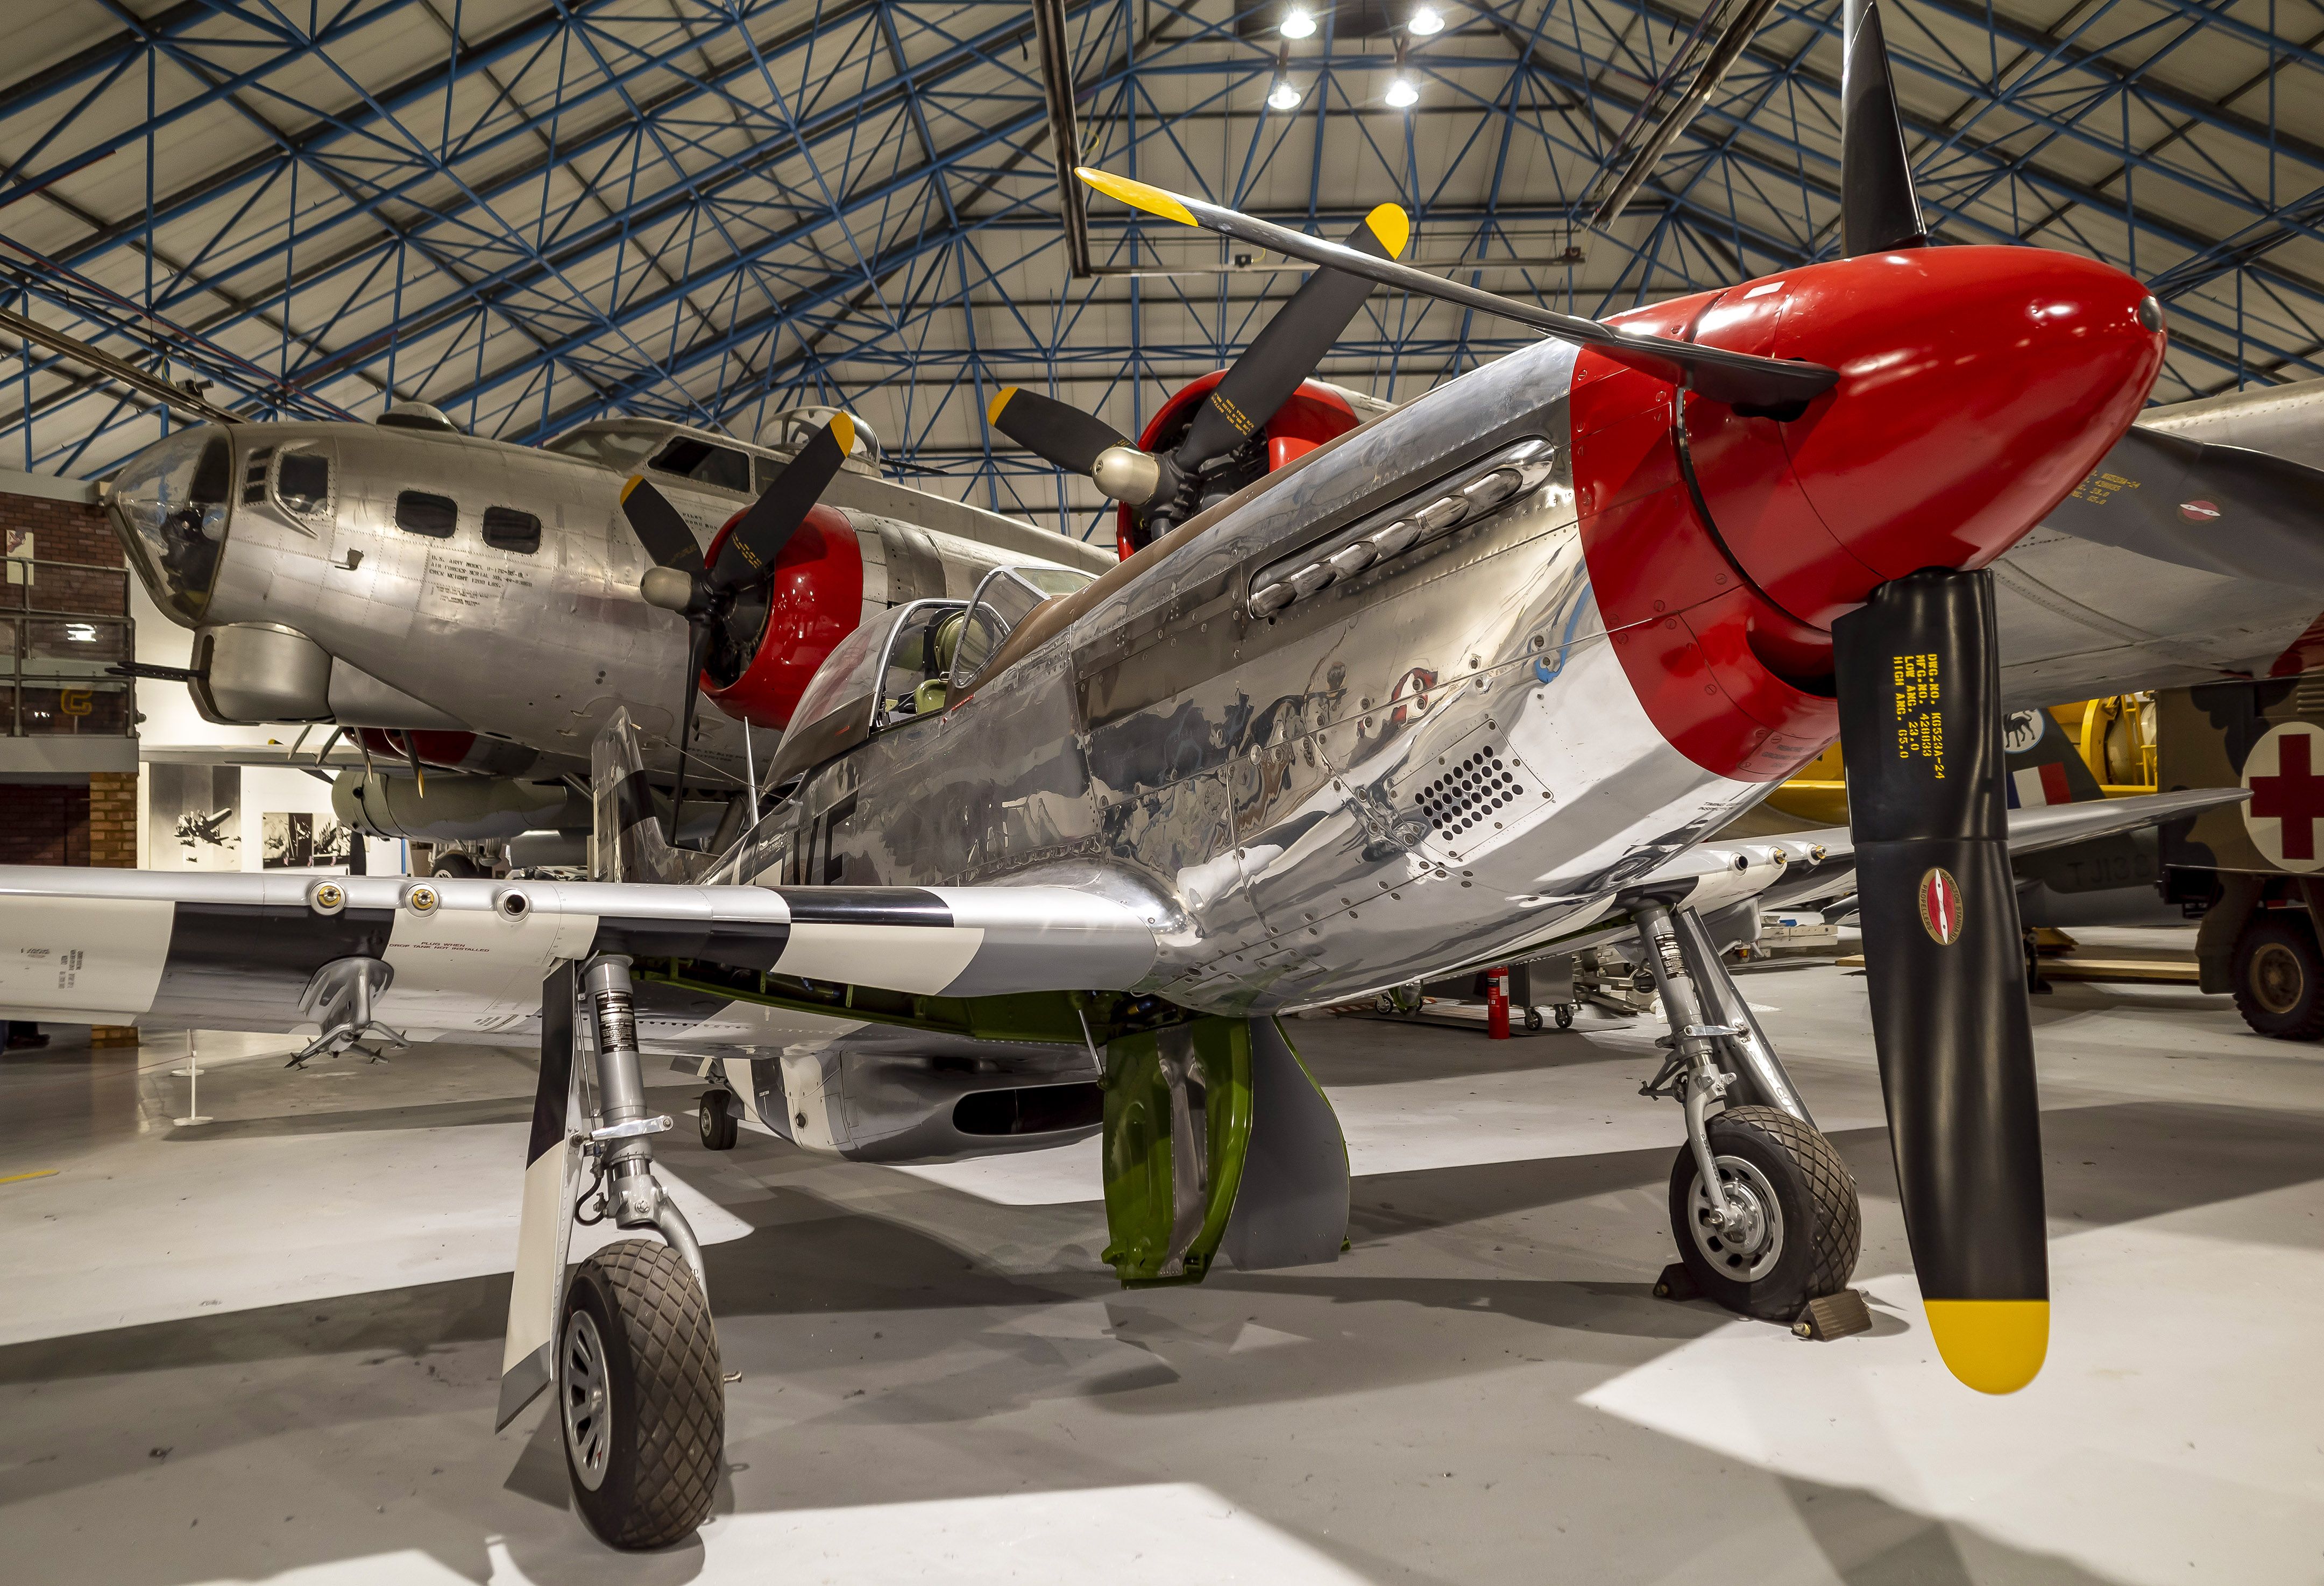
[
  {"xmin": 1918, "ymin": 867, "xmax": 1964, "ymax": 945},
  {"xmin": 2179, "ymin": 499, "xmax": 2221, "ymax": 522}
]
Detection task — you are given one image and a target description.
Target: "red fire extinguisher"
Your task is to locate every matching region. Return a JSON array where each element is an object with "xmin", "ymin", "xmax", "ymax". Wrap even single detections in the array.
[{"xmin": 1486, "ymin": 966, "xmax": 1511, "ymax": 1040}]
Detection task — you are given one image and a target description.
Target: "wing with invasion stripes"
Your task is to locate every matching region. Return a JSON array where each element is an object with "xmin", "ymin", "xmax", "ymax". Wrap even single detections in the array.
[{"xmin": 0, "ymin": 867, "xmax": 1161, "ymax": 1033}]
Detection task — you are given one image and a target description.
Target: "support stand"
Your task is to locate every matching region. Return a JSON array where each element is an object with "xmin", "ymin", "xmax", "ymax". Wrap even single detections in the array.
[{"xmin": 171, "ymin": 1031, "xmax": 210, "ymax": 1126}]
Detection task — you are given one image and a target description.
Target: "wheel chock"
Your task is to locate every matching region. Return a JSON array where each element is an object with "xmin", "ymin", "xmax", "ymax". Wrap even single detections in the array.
[
  {"xmin": 1791, "ymin": 1288, "xmax": 1873, "ymax": 1341},
  {"xmin": 1652, "ymin": 1262, "xmax": 1700, "ymax": 1301}
]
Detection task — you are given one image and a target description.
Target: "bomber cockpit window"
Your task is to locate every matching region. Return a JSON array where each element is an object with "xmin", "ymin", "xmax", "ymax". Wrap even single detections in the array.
[
  {"xmin": 648, "ymin": 436, "xmax": 753, "ymax": 494},
  {"xmin": 948, "ymin": 565, "xmax": 1095, "ymax": 692},
  {"xmin": 275, "ymin": 451, "xmax": 330, "ymax": 518},
  {"xmin": 541, "ymin": 424, "xmax": 662, "ymax": 472}
]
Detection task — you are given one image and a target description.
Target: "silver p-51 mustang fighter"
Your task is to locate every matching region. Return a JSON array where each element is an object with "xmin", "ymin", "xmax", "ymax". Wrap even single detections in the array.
[{"xmin": 0, "ymin": 1, "xmax": 2223, "ymax": 1550}]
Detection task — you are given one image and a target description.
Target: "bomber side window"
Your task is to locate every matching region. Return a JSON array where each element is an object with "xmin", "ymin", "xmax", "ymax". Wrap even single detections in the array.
[
  {"xmin": 481, "ymin": 506, "xmax": 541, "ymax": 553},
  {"xmin": 395, "ymin": 490, "xmax": 458, "ymax": 538},
  {"xmin": 277, "ymin": 451, "xmax": 330, "ymax": 517},
  {"xmin": 241, "ymin": 446, "xmax": 275, "ymax": 506},
  {"xmin": 649, "ymin": 437, "xmax": 753, "ymax": 494}
]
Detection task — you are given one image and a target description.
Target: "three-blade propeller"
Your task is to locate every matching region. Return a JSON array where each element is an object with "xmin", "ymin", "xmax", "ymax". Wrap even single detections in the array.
[
  {"xmin": 988, "ymin": 204, "xmax": 1414, "ymax": 535},
  {"xmin": 618, "ymin": 414, "xmax": 857, "ymax": 841},
  {"xmin": 1075, "ymin": 0, "xmax": 2052, "ymax": 1392}
]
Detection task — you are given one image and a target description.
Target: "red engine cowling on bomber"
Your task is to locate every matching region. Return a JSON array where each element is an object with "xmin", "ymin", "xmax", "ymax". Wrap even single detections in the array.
[{"xmin": 695, "ymin": 503, "xmax": 866, "ymax": 730}]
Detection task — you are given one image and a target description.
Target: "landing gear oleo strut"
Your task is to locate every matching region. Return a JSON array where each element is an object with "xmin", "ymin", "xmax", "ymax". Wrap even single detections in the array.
[
  {"xmin": 1631, "ymin": 901, "xmax": 1865, "ymax": 1329},
  {"xmin": 498, "ymin": 956, "xmax": 722, "ymax": 1551}
]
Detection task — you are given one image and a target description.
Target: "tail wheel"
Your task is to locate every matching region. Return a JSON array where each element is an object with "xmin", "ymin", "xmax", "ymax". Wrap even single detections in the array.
[
  {"xmin": 698, "ymin": 1091, "xmax": 739, "ymax": 1150},
  {"xmin": 559, "ymin": 1240, "xmax": 724, "ymax": 1549},
  {"xmin": 2231, "ymin": 917, "xmax": 2324, "ymax": 1040},
  {"xmin": 1667, "ymin": 1105, "xmax": 1860, "ymax": 1322}
]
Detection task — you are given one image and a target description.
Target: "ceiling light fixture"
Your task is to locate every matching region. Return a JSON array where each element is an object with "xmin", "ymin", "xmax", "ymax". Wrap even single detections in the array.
[
  {"xmin": 1409, "ymin": 5, "xmax": 1445, "ymax": 35},
  {"xmin": 1280, "ymin": 7, "xmax": 1317, "ymax": 38},
  {"xmin": 1269, "ymin": 76, "xmax": 1303, "ymax": 111},
  {"xmin": 1385, "ymin": 76, "xmax": 1419, "ymax": 108}
]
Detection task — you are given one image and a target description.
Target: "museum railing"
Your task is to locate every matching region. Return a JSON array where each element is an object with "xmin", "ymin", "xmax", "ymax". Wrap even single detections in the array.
[{"xmin": 0, "ymin": 555, "xmax": 134, "ymax": 737}]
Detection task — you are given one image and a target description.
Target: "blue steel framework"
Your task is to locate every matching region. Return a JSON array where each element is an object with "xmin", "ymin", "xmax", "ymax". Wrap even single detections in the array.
[{"xmin": 2, "ymin": 0, "xmax": 2321, "ymax": 542}]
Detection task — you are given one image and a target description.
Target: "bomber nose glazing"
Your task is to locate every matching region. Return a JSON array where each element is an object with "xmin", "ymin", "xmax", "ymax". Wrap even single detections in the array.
[
  {"xmin": 108, "ymin": 424, "xmax": 236, "ymax": 624},
  {"xmin": 1680, "ymin": 247, "xmax": 2169, "ymax": 630}
]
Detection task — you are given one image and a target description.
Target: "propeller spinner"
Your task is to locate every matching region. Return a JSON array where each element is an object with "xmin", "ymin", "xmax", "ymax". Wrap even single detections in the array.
[{"xmin": 619, "ymin": 413, "xmax": 858, "ymax": 841}]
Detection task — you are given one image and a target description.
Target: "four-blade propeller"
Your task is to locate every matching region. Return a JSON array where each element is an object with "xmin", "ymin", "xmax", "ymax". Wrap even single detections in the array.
[
  {"xmin": 618, "ymin": 413, "xmax": 857, "ymax": 841},
  {"xmin": 988, "ymin": 203, "xmax": 1413, "ymax": 534},
  {"xmin": 1066, "ymin": 0, "xmax": 2054, "ymax": 1392}
]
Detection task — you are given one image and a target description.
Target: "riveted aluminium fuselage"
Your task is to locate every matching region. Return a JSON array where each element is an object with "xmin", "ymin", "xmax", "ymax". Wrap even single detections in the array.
[{"xmin": 112, "ymin": 417, "xmax": 1109, "ymax": 780}]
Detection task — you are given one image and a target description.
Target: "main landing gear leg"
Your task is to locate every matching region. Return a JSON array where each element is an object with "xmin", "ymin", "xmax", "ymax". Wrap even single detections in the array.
[
  {"xmin": 563, "ymin": 955, "xmax": 722, "ymax": 1549},
  {"xmin": 496, "ymin": 957, "xmax": 723, "ymax": 1552},
  {"xmin": 1632, "ymin": 902, "xmax": 1862, "ymax": 1327}
]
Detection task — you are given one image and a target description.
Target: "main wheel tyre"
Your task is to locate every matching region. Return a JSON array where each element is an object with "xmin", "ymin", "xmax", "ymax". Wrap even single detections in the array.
[
  {"xmin": 558, "ymin": 1240, "xmax": 724, "ymax": 1549},
  {"xmin": 1667, "ymin": 1105, "xmax": 1860, "ymax": 1322},
  {"xmin": 698, "ymin": 1091, "xmax": 739, "ymax": 1150},
  {"xmin": 2231, "ymin": 918, "xmax": 2324, "ymax": 1040},
  {"xmin": 430, "ymin": 852, "xmax": 483, "ymax": 878}
]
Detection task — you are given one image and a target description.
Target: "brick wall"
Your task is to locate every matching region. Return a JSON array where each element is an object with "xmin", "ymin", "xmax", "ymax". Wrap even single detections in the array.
[
  {"xmin": 88, "ymin": 771, "xmax": 136, "ymax": 868},
  {"xmin": 88, "ymin": 770, "xmax": 138, "ymax": 1045},
  {"xmin": 0, "ymin": 491, "xmax": 124, "ymax": 615},
  {"xmin": 0, "ymin": 783, "xmax": 88, "ymax": 865}
]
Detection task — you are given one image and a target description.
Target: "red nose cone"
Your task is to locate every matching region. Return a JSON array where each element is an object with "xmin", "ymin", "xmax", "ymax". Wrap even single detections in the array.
[{"xmin": 1683, "ymin": 247, "xmax": 2165, "ymax": 628}]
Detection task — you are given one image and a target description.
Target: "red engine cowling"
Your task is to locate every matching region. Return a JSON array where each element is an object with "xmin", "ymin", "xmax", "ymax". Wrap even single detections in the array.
[
  {"xmin": 698, "ymin": 502, "xmax": 865, "ymax": 729},
  {"xmin": 1115, "ymin": 374, "xmax": 1362, "ymax": 560}
]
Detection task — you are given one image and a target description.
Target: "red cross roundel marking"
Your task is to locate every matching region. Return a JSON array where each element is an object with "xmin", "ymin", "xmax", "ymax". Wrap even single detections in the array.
[
  {"xmin": 2244, "ymin": 722, "xmax": 2324, "ymax": 874},
  {"xmin": 1918, "ymin": 867, "xmax": 1964, "ymax": 946}
]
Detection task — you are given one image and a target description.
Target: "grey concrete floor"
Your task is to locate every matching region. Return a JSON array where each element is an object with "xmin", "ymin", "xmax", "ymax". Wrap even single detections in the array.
[{"xmin": 1, "ymin": 931, "xmax": 2319, "ymax": 1585}]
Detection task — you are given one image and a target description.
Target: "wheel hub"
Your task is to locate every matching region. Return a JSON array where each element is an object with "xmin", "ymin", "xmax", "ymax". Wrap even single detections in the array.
[
  {"xmin": 1687, "ymin": 1154, "xmax": 1784, "ymax": 1282},
  {"xmin": 561, "ymin": 1308, "xmax": 613, "ymax": 1492},
  {"xmin": 2251, "ymin": 941, "xmax": 2305, "ymax": 1015}
]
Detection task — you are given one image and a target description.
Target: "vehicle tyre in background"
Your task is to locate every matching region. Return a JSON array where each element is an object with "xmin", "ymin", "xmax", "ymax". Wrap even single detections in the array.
[{"xmin": 2231, "ymin": 916, "xmax": 2324, "ymax": 1040}]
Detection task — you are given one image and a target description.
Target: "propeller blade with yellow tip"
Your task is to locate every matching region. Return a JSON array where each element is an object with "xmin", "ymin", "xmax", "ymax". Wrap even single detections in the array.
[
  {"xmin": 617, "ymin": 473, "xmax": 702, "ymax": 571},
  {"xmin": 986, "ymin": 385, "xmax": 1131, "ymax": 478},
  {"xmin": 980, "ymin": 206, "xmax": 1413, "ymax": 525},
  {"xmin": 1833, "ymin": 570, "xmax": 2050, "ymax": 1396},
  {"xmin": 1074, "ymin": 166, "xmax": 1840, "ymax": 410},
  {"xmin": 706, "ymin": 413, "xmax": 854, "ymax": 594},
  {"xmin": 1171, "ymin": 202, "xmax": 1413, "ymax": 471}
]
